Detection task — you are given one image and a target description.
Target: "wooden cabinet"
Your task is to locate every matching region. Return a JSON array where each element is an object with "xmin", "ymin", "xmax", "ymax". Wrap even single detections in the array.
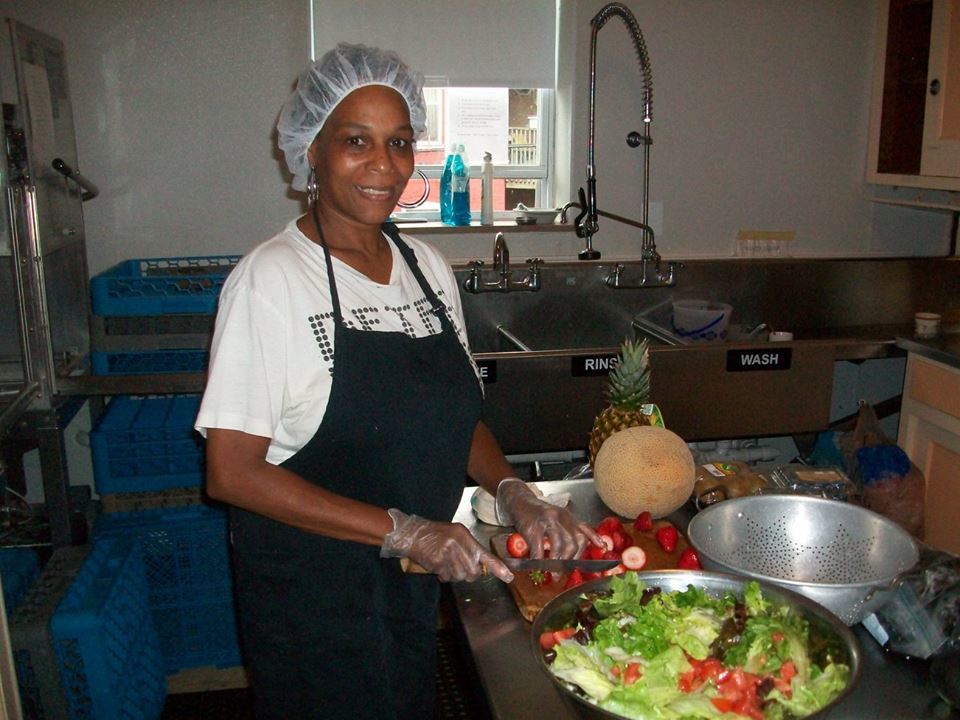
[
  {"xmin": 868, "ymin": 0, "xmax": 960, "ymax": 190},
  {"xmin": 897, "ymin": 352, "xmax": 960, "ymax": 553}
]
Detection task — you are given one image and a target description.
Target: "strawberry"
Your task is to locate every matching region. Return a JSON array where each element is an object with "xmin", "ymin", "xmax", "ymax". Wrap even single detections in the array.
[
  {"xmin": 611, "ymin": 529, "xmax": 631, "ymax": 552},
  {"xmin": 620, "ymin": 545, "xmax": 648, "ymax": 570},
  {"xmin": 677, "ymin": 547, "xmax": 702, "ymax": 570},
  {"xmin": 655, "ymin": 524, "xmax": 679, "ymax": 553},
  {"xmin": 633, "ymin": 511, "xmax": 654, "ymax": 532},
  {"xmin": 506, "ymin": 532, "xmax": 529, "ymax": 558},
  {"xmin": 602, "ymin": 563, "xmax": 627, "ymax": 576},
  {"xmin": 585, "ymin": 543, "xmax": 606, "ymax": 560},
  {"xmin": 597, "ymin": 533, "xmax": 616, "ymax": 552},
  {"xmin": 564, "ymin": 568, "xmax": 585, "ymax": 589},
  {"xmin": 597, "ymin": 516, "xmax": 623, "ymax": 536}
]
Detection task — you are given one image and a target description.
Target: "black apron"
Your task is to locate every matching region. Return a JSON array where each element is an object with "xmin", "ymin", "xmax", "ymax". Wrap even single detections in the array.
[{"xmin": 229, "ymin": 223, "xmax": 481, "ymax": 720}]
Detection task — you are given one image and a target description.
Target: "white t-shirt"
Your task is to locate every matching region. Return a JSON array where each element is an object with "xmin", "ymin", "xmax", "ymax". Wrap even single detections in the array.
[{"xmin": 195, "ymin": 220, "xmax": 479, "ymax": 465}]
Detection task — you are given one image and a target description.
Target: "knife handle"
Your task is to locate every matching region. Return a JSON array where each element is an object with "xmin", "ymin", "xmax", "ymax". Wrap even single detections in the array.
[
  {"xmin": 400, "ymin": 558, "xmax": 430, "ymax": 574},
  {"xmin": 399, "ymin": 558, "xmax": 491, "ymax": 576}
]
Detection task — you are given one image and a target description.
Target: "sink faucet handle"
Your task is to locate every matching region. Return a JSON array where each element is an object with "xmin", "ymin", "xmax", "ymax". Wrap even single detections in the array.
[{"xmin": 468, "ymin": 259, "xmax": 485, "ymax": 269}]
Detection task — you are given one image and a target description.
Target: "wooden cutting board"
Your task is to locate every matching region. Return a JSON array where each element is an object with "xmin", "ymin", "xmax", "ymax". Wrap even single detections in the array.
[{"xmin": 492, "ymin": 519, "xmax": 691, "ymax": 622}]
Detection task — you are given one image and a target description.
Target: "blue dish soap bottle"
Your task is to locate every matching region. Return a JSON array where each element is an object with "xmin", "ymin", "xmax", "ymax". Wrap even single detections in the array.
[
  {"xmin": 451, "ymin": 144, "xmax": 471, "ymax": 226},
  {"xmin": 439, "ymin": 143, "xmax": 456, "ymax": 225}
]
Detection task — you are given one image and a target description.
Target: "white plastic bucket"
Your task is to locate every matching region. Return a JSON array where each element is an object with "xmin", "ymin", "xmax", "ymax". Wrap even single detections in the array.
[{"xmin": 671, "ymin": 299, "xmax": 732, "ymax": 341}]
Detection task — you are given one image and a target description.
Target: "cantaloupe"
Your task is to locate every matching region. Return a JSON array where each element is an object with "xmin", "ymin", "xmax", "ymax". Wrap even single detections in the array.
[{"xmin": 593, "ymin": 425, "xmax": 696, "ymax": 518}]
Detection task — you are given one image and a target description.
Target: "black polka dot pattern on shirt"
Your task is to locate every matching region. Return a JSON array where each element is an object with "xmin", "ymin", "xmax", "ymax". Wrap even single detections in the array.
[
  {"xmin": 350, "ymin": 307, "xmax": 382, "ymax": 331},
  {"xmin": 308, "ymin": 312, "xmax": 335, "ymax": 363},
  {"xmin": 384, "ymin": 302, "xmax": 417, "ymax": 337}
]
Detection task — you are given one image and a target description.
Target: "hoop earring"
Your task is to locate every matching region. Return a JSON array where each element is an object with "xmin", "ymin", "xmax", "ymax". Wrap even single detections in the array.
[
  {"xmin": 306, "ymin": 166, "xmax": 319, "ymax": 206},
  {"xmin": 396, "ymin": 168, "xmax": 430, "ymax": 209}
]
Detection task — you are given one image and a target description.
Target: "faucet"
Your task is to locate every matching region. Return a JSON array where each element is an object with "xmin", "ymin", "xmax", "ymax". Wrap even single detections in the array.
[
  {"xmin": 493, "ymin": 233, "xmax": 509, "ymax": 280},
  {"xmin": 463, "ymin": 233, "xmax": 543, "ymax": 294},
  {"xmin": 571, "ymin": 3, "xmax": 677, "ymax": 288}
]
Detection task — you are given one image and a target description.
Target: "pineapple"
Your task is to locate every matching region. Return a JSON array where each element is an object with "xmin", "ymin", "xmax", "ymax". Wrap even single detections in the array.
[{"xmin": 588, "ymin": 337, "xmax": 652, "ymax": 465}]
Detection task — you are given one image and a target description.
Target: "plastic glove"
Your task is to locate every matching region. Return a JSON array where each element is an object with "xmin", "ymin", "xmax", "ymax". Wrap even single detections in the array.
[
  {"xmin": 495, "ymin": 478, "xmax": 601, "ymax": 559},
  {"xmin": 380, "ymin": 509, "xmax": 514, "ymax": 583}
]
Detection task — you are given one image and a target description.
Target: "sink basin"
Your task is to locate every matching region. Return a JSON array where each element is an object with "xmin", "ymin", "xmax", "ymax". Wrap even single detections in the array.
[
  {"xmin": 633, "ymin": 299, "xmax": 769, "ymax": 345},
  {"xmin": 452, "ymin": 262, "xmax": 833, "ymax": 454},
  {"xmin": 462, "ymin": 290, "xmax": 637, "ymax": 353}
]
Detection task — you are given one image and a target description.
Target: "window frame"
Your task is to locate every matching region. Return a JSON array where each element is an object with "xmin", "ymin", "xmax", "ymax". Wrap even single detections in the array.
[{"xmin": 395, "ymin": 88, "xmax": 556, "ymax": 220}]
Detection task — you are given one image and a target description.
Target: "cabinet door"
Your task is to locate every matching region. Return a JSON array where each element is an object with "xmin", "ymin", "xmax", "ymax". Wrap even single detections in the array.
[
  {"xmin": 867, "ymin": 0, "xmax": 960, "ymax": 189},
  {"xmin": 920, "ymin": 0, "xmax": 960, "ymax": 176},
  {"xmin": 897, "ymin": 353, "xmax": 960, "ymax": 554}
]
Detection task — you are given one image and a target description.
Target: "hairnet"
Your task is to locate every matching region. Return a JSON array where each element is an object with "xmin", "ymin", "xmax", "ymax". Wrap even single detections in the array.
[{"xmin": 277, "ymin": 43, "xmax": 428, "ymax": 191}]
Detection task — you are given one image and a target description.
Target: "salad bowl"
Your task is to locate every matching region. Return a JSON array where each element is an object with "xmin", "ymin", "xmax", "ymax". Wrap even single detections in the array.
[{"xmin": 530, "ymin": 570, "xmax": 861, "ymax": 720}]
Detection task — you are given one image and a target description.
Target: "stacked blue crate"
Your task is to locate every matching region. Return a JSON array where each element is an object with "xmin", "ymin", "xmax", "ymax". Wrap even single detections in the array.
[
  {"xmin": 11, "ymin": 546, "xmax": 90, "ymax": 720},
  {"xmin": 51, "ymin": 538, "xmax": 166, "ymax": 720},
  {"xmin": 90, "ymin": 395, "xmax": 204, "ymax": 494},
  {"xmin": 89, "ymin": 255, "xmax": 239, "ymax": 376},
  {"xmin": 0, "ymin": 547, "xmax": 41, "ymax": 617},
  {"xmin": 94, "ymin": 505, "xmax": 241, "ymax": 673}
]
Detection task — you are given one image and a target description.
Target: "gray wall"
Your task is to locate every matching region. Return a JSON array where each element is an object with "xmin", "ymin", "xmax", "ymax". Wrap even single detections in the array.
[
  {"xmin": 6, "ymin": 0, "xmax": 309, "ymax": 274},
  {"xmin": 6, "ymin": 0, "xmax": 953, "ymax": 272}
]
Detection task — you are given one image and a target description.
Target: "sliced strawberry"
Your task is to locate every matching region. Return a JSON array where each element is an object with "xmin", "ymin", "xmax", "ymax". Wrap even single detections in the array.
[
  {"xmin": 597, "ymin": 516, "xmax": 623, "ymax": 536},
  {"xmin": 677, "ymin": 547, "xmax": 701, "ymax": 570},
  {"xmin": 611, "ymin": 529, "xmax": 631, "ymax": 552},
  {"xmin": 602, "ymin": 563, "xmax": 627, "ymax": 576},
  {"xmin": 585, "ymin": 543, "xmax": 606, "ymax": 560},
  {"xmin": 655, "ymin": 524, "xmax": 679, "ymax": 553},
  {"xmin": 505, "ymin": 532, "xmax": 529, "ymax": 558},
  {"xmin": 621, "ymin": 545, "xmax": 648, "ymax": 570},
  {"xmin": 564, "ymin": 568, "xmax": 585, "ymax": 589},
  {"xmin": 633, "ymin": 511, "xmax": 654, "ymax": 532},
  {"xmin": 597, "ymin": 533, "xmax": 615, "ymax": 552},
  {"xmin": 582, "ymin": 570, "xmax": 602, "ymax": 581},
  {"xmin": 624, "ymin": 662, "xmax": 642, "ymax": 686}
]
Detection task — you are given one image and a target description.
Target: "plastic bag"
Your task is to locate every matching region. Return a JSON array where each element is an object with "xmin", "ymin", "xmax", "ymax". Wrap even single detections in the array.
[
  {"xmin": 863, "ymin": 544, "xmax": 960, "ymax": 658},
  {"xmin": 840, "ymin": 402, "xmax": 925, "ymax": 539}
]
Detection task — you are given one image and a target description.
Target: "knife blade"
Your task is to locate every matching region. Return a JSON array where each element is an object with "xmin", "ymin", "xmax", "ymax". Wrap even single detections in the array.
[
  {"xmin": 500, "ymin": 556, "xmax": 621, "ymax": 573},
  {"xmin": 490, "ymin": 533, "xmax": 620, "ymax": 573}
]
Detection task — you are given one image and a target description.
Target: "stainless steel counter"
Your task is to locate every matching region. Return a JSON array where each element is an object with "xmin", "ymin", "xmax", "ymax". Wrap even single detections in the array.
[
  {"xmin": 449, "ymin": 479, "xmax": 958, "ymax": 720},
  {"xmin": 898, "ymin": 333, "xmax": 960, "ymax": 371}
]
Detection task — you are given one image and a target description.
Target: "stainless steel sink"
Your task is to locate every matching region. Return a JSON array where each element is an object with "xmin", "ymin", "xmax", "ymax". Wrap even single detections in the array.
[{"xmin": 449, "ymin": 256, "xmax": 945, "ymax": 454}]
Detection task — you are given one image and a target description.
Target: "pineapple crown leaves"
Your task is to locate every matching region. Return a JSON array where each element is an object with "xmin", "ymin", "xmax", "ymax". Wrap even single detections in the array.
[{"xmin": 604, "ymin": 337, "xmax": 651, "ymax": 410}]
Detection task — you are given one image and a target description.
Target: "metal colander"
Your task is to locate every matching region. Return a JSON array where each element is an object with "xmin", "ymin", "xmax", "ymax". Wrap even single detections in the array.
[{"xmin": 687, "ymin": 495, "xmax": 919, "ymax": 625}]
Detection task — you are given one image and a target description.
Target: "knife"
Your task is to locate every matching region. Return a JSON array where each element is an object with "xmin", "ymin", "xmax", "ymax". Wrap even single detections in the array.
[{"xmin": 489, "ymin": 534, "xmax": 620, "ymax": 573}]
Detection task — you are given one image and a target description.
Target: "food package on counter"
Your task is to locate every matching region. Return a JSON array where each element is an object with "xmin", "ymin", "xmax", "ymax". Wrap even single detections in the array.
[
  {"xmin": 863, "ymin": 544, "xmax": 960, "ymax": 659},
  {"xmin": 767, "ymin": 464, "xmax": 857, "ymax": 502},
  {"xmin": 693, "ymin": 460, "xmax": 767, "ymax": 509}
]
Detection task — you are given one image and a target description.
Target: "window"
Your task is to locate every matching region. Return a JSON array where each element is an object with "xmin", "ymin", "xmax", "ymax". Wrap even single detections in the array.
[
  {"xmin": 310, "ymin": 0, "xmax": 559, "ymax": 220},
  {"xmin": 397, "ymin": 87, "xmax": 553, "ymax": 219}
]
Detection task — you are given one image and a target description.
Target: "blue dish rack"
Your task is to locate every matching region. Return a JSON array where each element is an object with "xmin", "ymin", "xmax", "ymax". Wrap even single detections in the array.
[
  {"xmin": 11, "ymin": 546, "xmax": 90, "ymax": 720},
  {"xmin": 50, "ymin": 538, "xmax": 166, "ymax": 720},
  {"xmin": 90, "ymin": 395, "xmax": 204, "ymax": 494},
  {"xmin": 90, "ymin": 255, "xmax": 240, "ymax": 317},
  {"xmin": 93, "ymin": 505, "xmax": 241, "ymax": 673},
  {"xmin": 0, "ymin": 547, "xmax": 40, "ymax": 617},
  {"xmin": 90, "ymin": 348, "xmax": 210, "ymax": 376}
]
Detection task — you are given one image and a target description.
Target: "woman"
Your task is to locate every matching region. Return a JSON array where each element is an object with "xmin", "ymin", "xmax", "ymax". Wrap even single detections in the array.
[{"xmin": 195, "ymin": 43, "xmax": 598, "ymax": 719}]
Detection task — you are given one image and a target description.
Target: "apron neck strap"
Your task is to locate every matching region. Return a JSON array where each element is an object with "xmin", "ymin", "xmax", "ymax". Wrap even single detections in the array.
[{"xmin": 380, "ymin": 223, "xmax": 448, "ymax": 320}]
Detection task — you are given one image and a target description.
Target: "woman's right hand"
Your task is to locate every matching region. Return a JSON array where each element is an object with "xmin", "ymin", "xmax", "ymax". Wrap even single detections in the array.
[{"xmin": 381, "ymin": 509, "xmax": 514, "ymax": 583}]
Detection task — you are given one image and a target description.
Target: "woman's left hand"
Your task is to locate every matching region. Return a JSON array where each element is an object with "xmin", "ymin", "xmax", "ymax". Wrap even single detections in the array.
[{"xmin": 495, "ymin": 479, "xmax": 602, "ymax": 560}]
